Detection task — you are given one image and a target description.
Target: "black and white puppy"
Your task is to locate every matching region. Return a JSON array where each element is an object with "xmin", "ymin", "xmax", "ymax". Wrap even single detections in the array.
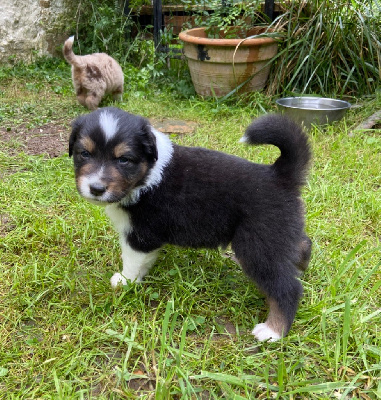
[{"xmin": 69, "ymin": 107, "xmax": 312, "ymax": 342}]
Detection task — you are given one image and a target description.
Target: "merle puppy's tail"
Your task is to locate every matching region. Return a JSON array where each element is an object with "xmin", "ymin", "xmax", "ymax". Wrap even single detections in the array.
[
  {"xmin": 241, "ymin": 114, "xmax": 311, "ymax": 187},
  {"xmin": 63, "ymin": 36, "xmax": 81, "ymax": 67}
]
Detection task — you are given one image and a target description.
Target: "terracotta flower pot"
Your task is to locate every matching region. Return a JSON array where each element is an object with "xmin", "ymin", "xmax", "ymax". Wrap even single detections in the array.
[{"xmin": 179, "ymin": 26, "xmax": 278, "ymax": 97}]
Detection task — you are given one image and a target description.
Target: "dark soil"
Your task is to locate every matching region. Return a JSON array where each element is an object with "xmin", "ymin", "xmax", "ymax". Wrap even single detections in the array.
[
  {"xmin": 0, "ymin": 213, "xmax": 16, "ymax": 237},
  {"xmin": 0, "ymin": 123, "xmax": 69, "ymax": 158},
  {"xmin": 0, "ymin": 118, "xmax": 196, "ymax": 159}
]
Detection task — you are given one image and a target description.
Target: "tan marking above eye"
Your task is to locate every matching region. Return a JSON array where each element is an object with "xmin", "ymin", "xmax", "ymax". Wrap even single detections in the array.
[
  {"xmin": 113, "ymin": 143, "xmax": 131, "ymax": 158},
  {"xmin": 79, "ymin": 136, "xmax": 96, "ymax": 153},
  {"xmin": 78, "ymin": 163, "xmax": 98, "ymax": 177}
]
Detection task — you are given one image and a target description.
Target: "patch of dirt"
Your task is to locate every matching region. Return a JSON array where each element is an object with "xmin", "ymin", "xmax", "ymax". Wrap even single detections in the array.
[
  {"xmin": 214, "ymin": 316, "xmax": 237, "ymax": 335},
  {"xmin": 0, "ymin": 123, "xmax": 69, "ymax": 158},
  {"xmin": 0, "ymin": 214, "xmax": 16, "ymax": 237},
  {"xmin": 0, "ymin": 118, "xmax": 197, "ymax": 159},
  {"xmin": 150, "ymin": 118, "xmax": 197, "ymax": 135},
  {"xmin": 126, "ymin": 369, "xmax": 156, "ymax": 393}
]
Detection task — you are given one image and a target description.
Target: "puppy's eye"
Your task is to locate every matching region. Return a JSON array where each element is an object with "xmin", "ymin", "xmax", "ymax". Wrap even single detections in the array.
[
  {"xmin": 117, "ymin": 156, "xmax": 130, "ymax": 164},
  {"xmin": 81, "ymin": 150, "xmax": 91, "ymax": 159}
]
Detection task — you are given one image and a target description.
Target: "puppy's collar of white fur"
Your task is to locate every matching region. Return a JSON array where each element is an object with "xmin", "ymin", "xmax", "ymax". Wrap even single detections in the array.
[{"xmin": 120, "ymin": 127, "xmax": 173, "ymax": 206}]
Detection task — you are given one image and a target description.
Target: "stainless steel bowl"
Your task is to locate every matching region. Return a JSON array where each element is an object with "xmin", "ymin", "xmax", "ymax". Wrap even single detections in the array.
[{"xmin": 276, "ymin": 97, "xmax": 351, "ymax": 128}]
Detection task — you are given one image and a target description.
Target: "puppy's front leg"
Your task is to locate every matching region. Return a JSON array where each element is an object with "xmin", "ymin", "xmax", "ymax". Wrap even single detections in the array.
[
  {"xmin": 106, "ymin": 204, "xmax": 158, "ymax": 287},
  {"xmin": 110, "ymin": 240, "xmax": 158, "ymax": 287}
]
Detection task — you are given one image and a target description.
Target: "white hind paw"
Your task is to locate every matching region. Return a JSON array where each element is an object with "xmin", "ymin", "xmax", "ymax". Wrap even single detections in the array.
[{"xmin": 252, "ymin": 323, "xmax": 281, "ymax": 342}]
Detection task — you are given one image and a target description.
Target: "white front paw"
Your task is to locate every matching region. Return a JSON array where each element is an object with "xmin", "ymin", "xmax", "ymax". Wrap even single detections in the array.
[
  {"xmin": 252, "ymin": 323, "xmax": 281, "ymax": 342},
  {"xmin": 110, "ymin": 272, "xmax": 128, "ymax": 288}
]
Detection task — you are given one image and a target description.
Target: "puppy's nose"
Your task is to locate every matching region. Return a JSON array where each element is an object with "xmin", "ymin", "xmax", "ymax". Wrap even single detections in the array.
[{"xmin": 89, "ymin": 183, "xmax": 106, "ymax": 196}]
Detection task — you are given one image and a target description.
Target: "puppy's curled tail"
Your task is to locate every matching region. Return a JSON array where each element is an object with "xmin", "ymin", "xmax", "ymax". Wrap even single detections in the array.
[
  {"xmin": 241, "ymin": 114, "xmax": 311, "ymax": 187},
  {"xmin": 63, "ymin": 36, "xmax": 80, "ymax": 67}
]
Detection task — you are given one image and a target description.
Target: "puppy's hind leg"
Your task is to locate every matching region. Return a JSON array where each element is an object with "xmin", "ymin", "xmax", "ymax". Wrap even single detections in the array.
[
  {"xmin": 76, "ymin": 87, "xmax": 87, "ymax": 108},
  {"xmin": 233, "ymin": 235, "xmax": 303, "ymax": 341},
  {"xmin": 251, "ymin": 291, "xmax": 300, "ymax": 342},
  {"xmin": 252, "ymin": 267, "xmax": 302, "ymax": 341}
]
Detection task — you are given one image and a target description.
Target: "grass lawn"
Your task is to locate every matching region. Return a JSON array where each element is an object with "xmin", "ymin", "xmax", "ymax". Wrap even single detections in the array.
[{"xmin": 0, "ymin": 64, "xmax": 380, "ymax": 399}]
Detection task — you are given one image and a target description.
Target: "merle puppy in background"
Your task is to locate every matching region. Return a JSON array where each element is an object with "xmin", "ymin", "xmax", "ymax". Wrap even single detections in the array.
[
  {"xmin": 63, "ymin": 37, "xmax": 124, "ymax": 110},
  {"xmin": 69, "ymin": 107, "xmax": 312, "ymax": 342}
]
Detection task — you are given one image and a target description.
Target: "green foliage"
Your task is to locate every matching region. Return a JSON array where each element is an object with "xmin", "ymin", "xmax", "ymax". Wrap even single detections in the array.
[
  {"xmin": 66, "ymin": 0, "xmax": 380, "ymax": 98},
  {"xmin": 0, "ymin": 56, "xmax": 67, "ymax": 81},
  {"xmin": 191, "ymin": 0, "xmax": 264, "ymax": 38},
  {"xmin": 0, "ymin": 57, "xmax": 73, "ymax": 97},
  {"xmin": 267, "ymin": 0, "xmax": 381, "ymax": 96},
  {"xmin": 73, "ymin": 0, "xmax": 133, "ymax": 60}
]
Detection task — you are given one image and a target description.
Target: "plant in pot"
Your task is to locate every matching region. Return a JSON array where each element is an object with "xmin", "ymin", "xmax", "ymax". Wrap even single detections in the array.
[{"xmin": 179, "ymin": 0, "xmax": 281, "ymax": 97}]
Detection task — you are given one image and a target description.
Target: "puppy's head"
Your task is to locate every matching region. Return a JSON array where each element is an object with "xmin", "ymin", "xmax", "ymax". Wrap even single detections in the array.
[{"xmin": 69, "ymin": 107, "xmax": 158, "ymax": 205}]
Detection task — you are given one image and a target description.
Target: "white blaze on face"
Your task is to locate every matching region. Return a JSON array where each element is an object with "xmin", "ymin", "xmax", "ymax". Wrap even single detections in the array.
[{"xmin": 99, "ymin": 110, "xmax": 119, "ymax": 142}]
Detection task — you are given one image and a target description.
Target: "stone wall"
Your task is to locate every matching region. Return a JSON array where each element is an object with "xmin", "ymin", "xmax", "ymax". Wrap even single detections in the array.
[{"xmin": 0, "ymin": 0, "xmax": 77, "ymax": 63}]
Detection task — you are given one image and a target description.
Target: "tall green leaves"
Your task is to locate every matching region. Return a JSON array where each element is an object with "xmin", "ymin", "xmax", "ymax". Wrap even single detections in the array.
[{"xmin": 267, "ymin": 0, "xmax": 381, "ymax": 96}]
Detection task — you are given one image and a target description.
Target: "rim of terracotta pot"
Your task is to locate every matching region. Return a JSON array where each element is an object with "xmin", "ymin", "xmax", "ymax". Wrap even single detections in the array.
[{"xmin": 179, "ymin": 27, "xmax": 277, "ymax": 47}]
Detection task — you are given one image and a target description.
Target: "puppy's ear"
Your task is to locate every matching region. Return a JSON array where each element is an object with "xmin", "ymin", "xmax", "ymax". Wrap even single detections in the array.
[
  {"xmin": 141, "ymin": 123, "xmax": 158, "ymax": 162},
  {"xmin": 69, "ymin": 116, "xmax": 84, "ymax": 157}
]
